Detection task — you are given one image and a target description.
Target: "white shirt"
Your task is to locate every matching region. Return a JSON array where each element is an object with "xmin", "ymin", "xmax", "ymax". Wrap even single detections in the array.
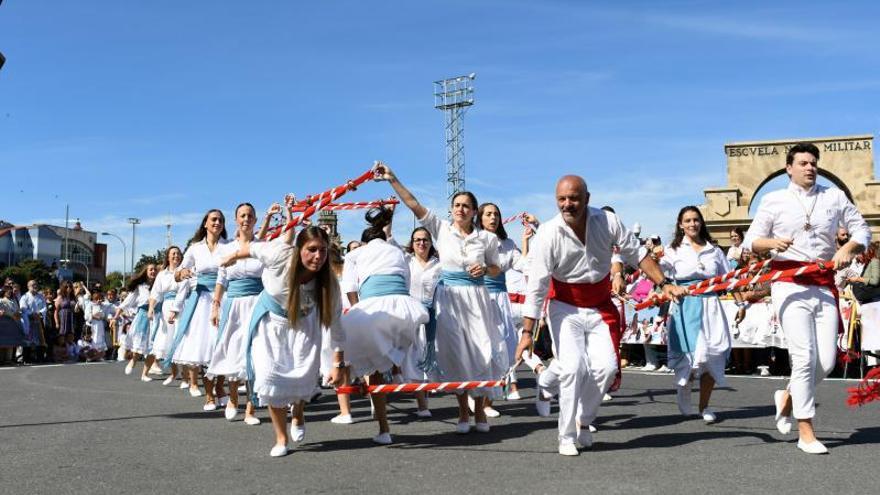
[
  {"xmin": 743, "ymin": 182, "xmax": 870, "ymax": 261},
  {"xmin": 340, "ymin": 238, "xmax": 409, "ymax": 294},
  {"xmin": 407, "ymin": 254, "xmax": 442, "ymax": 305},
  {"xmin": 118, "ymin": 284, "xmax": 151, "ymax": 311},
  {"xmin": 524, "ymin": 208, "xmax": 644, "ymax": 319},
  {"xmin": 496, "ymin": 236, "xmax": 527, "ymax": 294},
  {"xmin": 150, "ymin": 269, "xmax": 183, "ymax": 303},
  {"xmin": 178, "ymin": 239, "xmax": 227, "ymax": 276},
  {"xmin": 216, "ymin": 240, "xmax": 264, "ymax": 287},
  {"xmin": 418, "ymin": 209, "xmax": 501, "ymax": 271},
  {"xmin": 19, "ymin": 291, "xmax": 46, "ymax": 317},
  {"xmin": 659, "ymin": 238, "xmax": 730, "ymax": 281}
]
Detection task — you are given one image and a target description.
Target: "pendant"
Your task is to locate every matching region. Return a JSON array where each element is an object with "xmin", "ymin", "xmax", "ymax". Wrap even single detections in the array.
[{"xmin": 804, "ymin": 222, "xmax": 812, "ymax": 231}]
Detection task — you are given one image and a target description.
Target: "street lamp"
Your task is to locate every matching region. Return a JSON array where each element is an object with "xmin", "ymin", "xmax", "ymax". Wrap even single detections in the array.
[
  {"xmin": 101, "ymin": 232, "xmax": 128, "ymax": 280},
  {"xmin": 128, "ymin": 218, "xmax": 140, "ymax": 274},
  {"xmin": 60, "ymin": 259, "xmax": 90, "ymax": 287}
]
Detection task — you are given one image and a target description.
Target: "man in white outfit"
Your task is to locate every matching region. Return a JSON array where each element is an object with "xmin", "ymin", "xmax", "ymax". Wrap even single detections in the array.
[
  {"xmin": 515, "ymin": 175, "xmax": 685, "ymax": 456},
  {"xmin": 744, "ymin": 142, "xmax": 869, "ymax": 455}
]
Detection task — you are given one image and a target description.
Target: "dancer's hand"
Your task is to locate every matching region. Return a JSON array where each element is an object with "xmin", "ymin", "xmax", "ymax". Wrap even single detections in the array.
[
  {"xmin": 735, "ymin": 307, "xmax": 746, "ymax": 326},
  {"xmin": 769, "ymin": 237, "xmax": 794, "ymax": 253},
  {"xmin": 210, "ymin": 304, "xmax": 220, "ymax": 327},
  {"xmin": 611, "ymin": 272, "xmax": 625, "ymax": 296},
  {"xmin": 831, "ymin": 244, "xmax": 858, "ymax": 270},
  {"xmin": 147, "ymin": 308, "xmax": 154, "ymax": 320},
  {"xmin": 220, "ymin": 253, "xmax": 238, "ymax": 268},
  {"xmin": 168, "ymin": 312, "xmax": 177, "ymax": 324},
  {"xmin": 467, "ymin": 263, "xmax": 486, "ymax": 278},
  {"xmin": 328, "ymin": 367, "xmax": 344, "ymax": 387},
  {"xmin": 514, "ymin": 331, "xmax": 534, "ymax": 367},
  {"xmin": 662, "ymin": 284, "xmax": 688, "ymax": 303},
  {"xmin": 177, "ymin": 268, "xmax": 193, "ymax": 281},
  {"xmin": 373, "ymin": 161, "xmax": 396, "ymax": 182}
]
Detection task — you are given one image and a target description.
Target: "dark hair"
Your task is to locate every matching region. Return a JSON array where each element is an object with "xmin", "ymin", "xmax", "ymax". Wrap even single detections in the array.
[
  {"xmin": 346, "ymin": 240, "xmax": 361, "ymax": 253},
  {"xmin": 451, "ymin": 191, "xmax": 479, "ymax": 228},
  {"xmin": 601, "ymin": 205, "xmax": 616, "ymax": 214},
  {"xmin": 163, "ymin": 245, "xmax": 182, "ymax": 269},
  {"xmin": 360, "ymin": 206, "xmax": 393, "ymax": 243},
  {"xmin": 730, "ymin": 227, "xmax": 744, "ymax": 238},
  {"xmin": 189, "ymin": 209, "xmax": 228, "ymax": 245},
  {"xmin": 125, "ymin": 263, "xmax": 157, "ymax": 292},
  {"xmin": 235, "ymin": 202, "xmax": 256, "ymax": 217},
  {"xmin": 671, "ymin": 206, "xmax": 713, "ymax": 249},
  {"xmin": 328, "ymin": 243, "xmax": 344, "ymax": 277},
  {"xmin": 406, "ymin": 227, "xmax": 438, "ymax": 260},
  {"xmin": 477, "ymin": 202, "xmax": 508, "ymax": 241},
  {"xmin": 287, "ymin": 226, "xmax": 339, "ymax": 328},
  {"xmin": 786, "ymin": 142, "xmax": 820, "ymax": 165}
]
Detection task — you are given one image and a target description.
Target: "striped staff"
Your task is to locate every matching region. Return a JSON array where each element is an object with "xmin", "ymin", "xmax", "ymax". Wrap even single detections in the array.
[
  {"xmin": 289, "ymin": 197, "xmax": 398, "ymax": 212},
  {"xmin": 335, "ymin": 379, "xmax": 507, "ymax": 395}
]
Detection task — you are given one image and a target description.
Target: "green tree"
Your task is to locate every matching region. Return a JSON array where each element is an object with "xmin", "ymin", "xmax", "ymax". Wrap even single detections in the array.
[
  {"xmin": 0, "ymin": 259, "xmax": 55, "ymax": 290},
  {"xmin": 105, "ymin": 271, "xmax": 125, "ymax": 290},
  {"xmin": 132, "ymin": 249, "xmax": 167, "ymax": 274}
]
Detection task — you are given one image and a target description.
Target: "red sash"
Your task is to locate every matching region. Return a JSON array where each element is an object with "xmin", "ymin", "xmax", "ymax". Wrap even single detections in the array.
[
  {"xmin": 769, "ymin": 260, "xmax": 843, "ymax": 334},
  {"xmin": 508, "ymin": 293, "xmax": 525, "ymax": 304},
  {"xmin": 549, "ymin": 275, "xmax": 623, "ymax": 391}
]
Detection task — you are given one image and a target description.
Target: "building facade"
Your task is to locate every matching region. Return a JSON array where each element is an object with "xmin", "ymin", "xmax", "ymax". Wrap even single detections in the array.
[{"xmin": 0, "ymin": 220, "xmax": 107, "ymax": 285}]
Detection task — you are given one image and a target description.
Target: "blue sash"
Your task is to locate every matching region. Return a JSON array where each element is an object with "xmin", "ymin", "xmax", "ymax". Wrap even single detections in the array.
[
  {"xmin": 484, "ymin": 273, "xmax": 507, "ymax": 294},
  {"xmin": 216, "ymin": 277, "xmax": 264, "ymax": 345},
  {"xmin": 245, "ymin": 291, "xmax": 288, "ymax": 404},
  {"xmin": 133, "ymin": 304, "xmax": 151, "ymax": 347},
  {"xmin": 161, "ymin": 273, "xmax": 217, "ymax": 370},
  {"xmin": 359, "ymin": 274, "xmax": 409, "ymax": 299},
  {"xmin": 667, "ymin": 279, "xmax": 708, "ymax": 354},
  {"xmin": 439, "ymin": 270, "xmax": 484, "ymax": 287},
  {"xmin": 151, "ymin": 291, "xmax": 178, "ymax": 345},
  {"xmin": 417, "ymin": 303, "xmax": 440, "ymax": 375}
]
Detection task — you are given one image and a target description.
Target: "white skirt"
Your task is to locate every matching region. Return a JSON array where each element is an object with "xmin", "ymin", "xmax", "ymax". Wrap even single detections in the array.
[
  {"xmin": 207, "ymin": 294, "xmax": 258, "ymax": 380},
  {"xmin": 399, "ymin": 321, "xmax": 430, "ymax": 383},
  {"xmin": 434, "ymin": 284, "xmax": 509, "ymax": 398},
  {"xmin": 252, "ymin": 311, "xmax": 322, "ymax": 408},
  {"xmin": 130, "ymin": 312, "xmax": 151, "ymax": 355},
  {"xmin": 341, "ymin": 294, "xmax": 429, "ymax": 377},
  {"xmin": 669, "ymin": 295, "xmax": 731, "ymax": 388},
  {"xmin": 488, "ymin": 291, "xmax": 519, "ymax": 363},
  {"xmin": 90, "ymin": 320, "xmax": 108, "ymax": 352},
  {"xmin": 172, "ymin": 292, "xmax": 217, "ymax": 367},
  {"xmin": 151, "ymin": 304, "xmax": 176, "ymax": 360}
]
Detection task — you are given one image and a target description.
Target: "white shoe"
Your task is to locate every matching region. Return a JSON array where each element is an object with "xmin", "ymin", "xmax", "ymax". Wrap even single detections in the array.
[
  {"xmin": 602, "ymin": 393, "xmax": 613, "ymax": 402},
  {"xmin": 758, "ymin": 365, "xmax": 771, "ymax": 377},
  {"xmin": 269, "ymin": 444, "xmax": 289, "ymax": 457},
  {"xmin": 290, "ymin": 424, "xmax": 305, "ymax": 443},
  {"xmin": 467, "ymin": 396, "xmax": 476, "ymax": 414},
  {"xmin": 484, "ymin": 407, "xmax": 501, "ymax": 418},
  {"xmin": 641, "ymin": 364, "xmax": 658, "ymax": 372},
  {"xmin": 116, "ymin": 351, "xmax": 127, "ymax": 362},
  {"xmin": 676, "ymin": 386, "xmax": 693, "ymax": 416},
  {"xmin": 140, "ymin": 375, "xmax": 153, "ymax": 383},
  {"xmin": 162, "ymin": 376, "xmax": 175, "ymax": 386},
  {"xmin": 774, "ymin": 390, "xmax": 793, "ymax": 435},
  {"xmin": 179, "ymin": 380, "xmax": 190, "ymax": 389},
  {"xmin": 558, "ymin": 440, "xmax": 579, "ymax": 456},
  {"xmin": 372, "ymin": 432, "xmax": 392, "ymax": 445},
  {"xmin": 589, "ymin": 424, "xmax": 597, "ymax": 433},
  {"xmin": 189, "ymin": 387, "xmax": 203, "ymax": 398},
  {"xmin": 535, "ymin": 396, "xmax": 551, "ymax": 417},
  {"xmin": 797, "ymin": 439, "xmax": 828, "ymax": 454},
  {"xmin": 218, "ymin": 396, "xmax": 229, "ymax": 407},
  {"xmin": 203, "ymin": 401, "xmax": 218, "ymax": 412},
  {"xmin": 148, "ymin": 363, "xmax": 164, "ymax": 375},
  {"xmin": 657, "ymin": 365, "xmax": 672, "ymax": 373},
  {"xmin": 330, "ymin": 414, "xmax": 353, "ymax": 425},
  {"xmin": 455, "ymin": 421, "xmax": 471, "ymax": 434},
  {"xmin": 124, "ymin": 361, "xmax": 134, "ymax": 375},
  {"xmin": 416, "ymin": 409, "xmax": 432, "ymax": 418},
  {"xmin": 506, "ymin": 390, "xmax": 522, "ymax": 401},
  {"xmin": 474, "ymin": 422, "xmax": 490, "ymax": 433},
  {"xmin": 701, "ymin": 407, "xmax": 717, "ymax": 424},
  {"xmin": 238, "ymin": 385, "xmax": 248, "ymax": 394},
  {"xmin": 225, "ymin": 404, "xmax": 238, "ymax": 421},
  {"xmin": 244, "ymin": 416, "xmax": 261, "ymax": 426}
]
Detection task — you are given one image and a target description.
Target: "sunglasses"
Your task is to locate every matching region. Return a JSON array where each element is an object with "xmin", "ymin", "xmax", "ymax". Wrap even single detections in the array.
[{"xmin": 413, "ymin": 238, "xmax": 431, "ymax": 243}]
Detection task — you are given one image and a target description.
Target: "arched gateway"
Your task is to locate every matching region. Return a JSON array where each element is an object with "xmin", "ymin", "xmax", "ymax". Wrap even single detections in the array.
[{"xmin": 700, "ymin": 134, "xmax": 879, "ymax": 247}]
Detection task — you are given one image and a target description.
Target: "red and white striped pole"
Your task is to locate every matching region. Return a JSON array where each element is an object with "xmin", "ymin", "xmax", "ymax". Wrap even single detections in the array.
[{"xmin": 335, "ymin": 379, "xmax": 507, "ymax": 395}]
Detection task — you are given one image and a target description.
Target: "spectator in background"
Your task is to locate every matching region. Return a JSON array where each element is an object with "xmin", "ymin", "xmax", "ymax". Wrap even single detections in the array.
[
  {"xmin": 55, "ymin": 281, "xmax": 75, "ymax": 337},
  {"xmin": 43, "ymin": 288, "xmax": 58, "ymax": 362},
  {"xmin": 19, "ymin": 280, "xmax": 47, "ymax": 363},
  {"xmin": 72, "ymin": 282, "xmax": 90, "ymax": 340},
  {"xmin": 0, "ymin": 285, "xmax": 23, "ymax": 364},
  {"xmin": 836, "ymin": 227, "xmax": 850, "ymax": 249},
  {"xmin": 727, "ymin": 227, "xmax": 745, "ymax": 270}
]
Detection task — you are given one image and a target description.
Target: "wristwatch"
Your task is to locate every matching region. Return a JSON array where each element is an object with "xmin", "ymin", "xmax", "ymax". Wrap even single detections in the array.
[
  {"xmin": 333, "ymin": 361, "xmax": 347, "ymax": 369},
  {"xmin": 658, "ymin": 277, "xmax": 675, "ymax": 289}
]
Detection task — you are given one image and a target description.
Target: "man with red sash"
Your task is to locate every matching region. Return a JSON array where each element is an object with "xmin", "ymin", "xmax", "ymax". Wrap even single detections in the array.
[
  {"xmin": 515, "ymin": 175, "xmax": 685, "ymax": 456},
  {"xmin": 744, "ymin": 142, "xmax": 869, "ymax": 455}
]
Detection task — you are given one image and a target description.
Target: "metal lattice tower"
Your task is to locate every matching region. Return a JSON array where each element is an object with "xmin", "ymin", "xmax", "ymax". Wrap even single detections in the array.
[{"xmin": 434, "ymin": 73, "xmax": 475, "ymax": 200}]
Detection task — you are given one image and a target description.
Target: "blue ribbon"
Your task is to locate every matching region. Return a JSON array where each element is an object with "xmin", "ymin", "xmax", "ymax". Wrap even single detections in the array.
[
  {"xmin": 439, "ymin": 270, "xmax": 484, "ymax": 287},
  {"xmin": 216, "ymin": 277, "xmax": 264, "ymax": 345},
  {"xmin": 161, "ymin": 273, "xmax": 217, "ymax": 370},
  {"xmin": 484, "ymin": 272, "xmax": 507, "ymax": 294},
  {"xmin": 417, "ymin": 303, "xmax": 440, "ymax": 375},
  {"xmin": 133, "ymin": 304, "xmax": 151, "ymax": 349},
  {"xmin": 359, "ymin": 274, "xmax": 409, "ymax": 299},
  {"xmin": 245, "ymin": 291, "xmax": 288, "ymax": 405},
  {"xmin": 667, "ymin": 279, "xmax": 708, "ymax": 354},
  {"xmin": 150, "ymin": 291, "xmax": 178, "ymax": 345}
]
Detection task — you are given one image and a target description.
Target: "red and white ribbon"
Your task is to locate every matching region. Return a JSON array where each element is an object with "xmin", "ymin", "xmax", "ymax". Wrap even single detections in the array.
[
  {"xmin": 335, "ymin": 379, "xmax": 506, "ymax": 395},
  {"xmin": 289, "ymin": 197, "xmax": 398, "ymax": 212}
]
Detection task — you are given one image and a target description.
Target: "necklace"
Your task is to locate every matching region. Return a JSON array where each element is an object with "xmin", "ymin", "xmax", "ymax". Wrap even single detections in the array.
[{"xmin": 789, "ymin": 189, "xmax": 818, "ymax": 231}]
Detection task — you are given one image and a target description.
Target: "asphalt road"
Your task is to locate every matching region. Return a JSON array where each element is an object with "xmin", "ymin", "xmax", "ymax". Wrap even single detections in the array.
[{"xmin": 1, "ymin": 362, "xmax": 877, "ymax": 495}]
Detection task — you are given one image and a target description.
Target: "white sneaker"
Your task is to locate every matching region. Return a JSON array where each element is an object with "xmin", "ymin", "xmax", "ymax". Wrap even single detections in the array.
[
  {"xmin": 140, "ymin": 375, "xmax": 153, "ymax": 383},
  {"xmin": 641, "ymin": 364, "xmax": 658, "ymax": 372},
  {"xmin": 416, "ymin": 409, "xmax": 432, "ymax": 418},
  {"xmin": 484, "ymin": 407, "xmax": 501, "ymax": 418},
  {"xmin": 506, "ymin": 390, "xmax": 522, "ymax": 401},
  {"xmin": 149, "ymin": 363, "xmax": 164, "ymax": 375},
  {"xmin": 657, "ymin": 365, "xmax": 672, "ymax": 373},
  {"xmin": 474, "ymin": 422, "xmax": 490, "ymax": 433},
  {"xmin": 203, "ymin": 401, "xmax": 218, "ymax": 412},
  {"xmin": 577, "ymin": 429, "xmax": 593, "ymax": 449},
  {"xmin": 535, "ymin": 396, "xmax": 551, "ymax": 417},
  {"xmin": 290, "ymin": 424, "xmax": 305, "ymax": 443},
  {"xmin": 189, "ymin": 387, "xmax": 203, "ymax": 398},
  {"xmin": 588, "ymin": 424, "xmax": 597, "ymax": 433},
  {"xmin": 225, "ymin": 404, "xmax": 238, "ymax": 421},
  {"xmin": 676, "ymin": 386, "xmax": 693, "ymax": 416},
  {"xmin": 269, "ymin": 444, "xmax": 289, "ymax": 457},
  {"xmin": 116, "ymin": 352, "xmax": 127, "ymax": 362},
  {"xmin": 179, "ymin": 380, "xmax": 190, "ymax": 389},
  {"xmin": 701, "ymin": 407, "xmax": 717, "ymax": 424},
  {"xmin": 244, "ymin": 416, "xmax": 261, "ymax": 426},
  {"xmin": 797, "ymin": 439, "xmax": 828, "ymax": 454},
  {"xmin": 372, "ymin": 432, "xmax": 392, "ymax": 445},
  {"xmin": 602, "ymin": 393, "xmax": 613, "ymax": 402},
  {"xmin": 455, "ymin": 421, "xmax": 471, "ymax": 434},
  {"xmin": 758, "ymin": 365, "xmax": 771, "ymax": 377},
  {"xmin": 558, "ymin": 440, "xmax": 579, "ymax": 456},
  {"xmin": 774, "ymin": 390, "xmax": 793, "ymax": 435},
  {"xmin": 162, "ymin": 376, "xmax": 175, "ymax": 386},
  {"xmin": 124, "ymin": 361, "xmax": 134, "ymax": 375},
  {"xmin": 330, "ymin": 414, "xmax": 353, "ymax": 424}
]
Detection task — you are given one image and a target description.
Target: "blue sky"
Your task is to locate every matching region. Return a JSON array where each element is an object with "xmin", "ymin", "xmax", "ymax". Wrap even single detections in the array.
[{"xmin": 2, "ymin": 1, "xmax": 878, "ymax": 272}]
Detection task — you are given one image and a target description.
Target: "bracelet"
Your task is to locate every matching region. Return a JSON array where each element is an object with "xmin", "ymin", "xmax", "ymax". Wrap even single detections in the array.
[{"xmin": 522, "ymin": 329, "xmax": 534, "ymax": 335}]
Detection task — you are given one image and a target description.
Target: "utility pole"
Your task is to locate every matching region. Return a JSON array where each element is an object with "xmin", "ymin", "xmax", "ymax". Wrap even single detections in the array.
[{"xmin": 128, "ymin": 217, "xmax": 140, "ymax": 273}]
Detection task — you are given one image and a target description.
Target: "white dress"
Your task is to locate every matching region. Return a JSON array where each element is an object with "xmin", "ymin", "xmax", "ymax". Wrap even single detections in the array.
[
  {"xmin": 86, "ymin": 301, "xmax": 108, "ymax": 352},
  {"xmin": 419, "ymin": 209, "xmax": 508, "ymax": 397},
  {"xmin": 207, "ymin": 240, "xmax": 264, "ymax": 380},
  {"xmin": 249, "ymin": 240, "xmax": 345, "ymax": 407},
  {"xmin": 399, "ymin": 253, "xmax": 442, "ymax": 381},
  {"xmin": 150, "ymin": 269, "xmax": 182, "ymax": 360},
  {"xmin": 171, "ymin": 239, "xmax": 227, "ymax": 366},
  {"xmin": 660, "ymin": 238, "xmax": 732, "ymax": 387},
  {"xmin": 340, "ymin": 238, "xmax": 429, "ymax": 377},
  {"xmin": 118, "ymin": 285, "xmax": 152, "ymax": 355},
  {"xmin": 486, "ymin": 236, "xmax": 526, "ymax": 363}
]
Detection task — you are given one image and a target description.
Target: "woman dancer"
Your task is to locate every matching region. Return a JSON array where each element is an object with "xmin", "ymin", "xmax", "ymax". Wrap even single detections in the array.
[
  {"xmin": 377, "ymin": 162, "xmax": 507, "ymax": 433},
  {"xmin": 222, "ymin": 225, "xmax": 345, "ymax": 457},
  {"xmin": 113, "ymin": 264, "xmax": 158, "ymax": 380},
  {"xmin": 168, "ymin": 209, "xmax": 228, "ymax": 410},
  {"xmin": 149, "ymin": 246, "xmax": 184, "ymax": 386},
  {"xmin": 660, "ymin": 206, "xmax": 732, "ymax": 423},
  {"xmin": 86, "ymin": 289, "xmax": 108, "ymax": 356},
  {"xmin": 341, "ymin": 207, "xmax": 429, "ymax": 444},
  {"xmin": 209, "ymin": 203, "xmax": 265, "ymax": 424}
]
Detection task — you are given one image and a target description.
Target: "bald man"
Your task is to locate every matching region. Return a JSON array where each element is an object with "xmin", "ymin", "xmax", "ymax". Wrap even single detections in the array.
[{"xmin": 515, "ymin": 175, "xmax": 685, "ymax": 456}]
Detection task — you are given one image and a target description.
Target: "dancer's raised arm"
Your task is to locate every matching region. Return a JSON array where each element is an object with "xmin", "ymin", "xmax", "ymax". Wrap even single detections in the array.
[{"xmin": 373, "ymin": 162, "xmax": 427, "ymax": 220}]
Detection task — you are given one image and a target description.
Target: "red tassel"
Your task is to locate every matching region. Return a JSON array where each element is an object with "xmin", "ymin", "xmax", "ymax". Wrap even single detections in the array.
[{"xmin": 846, "ymin": 367, "xmax": 880, "ymax": 407}]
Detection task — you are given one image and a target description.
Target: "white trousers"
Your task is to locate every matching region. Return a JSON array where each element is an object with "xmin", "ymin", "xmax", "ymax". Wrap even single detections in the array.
[
  {"xmin": 771, "ymin": 282, "xmax": 838, "ymax": 419},
  {"xmin": 544, "ymin": 300, "xmax": 617, "ymax": 443}
]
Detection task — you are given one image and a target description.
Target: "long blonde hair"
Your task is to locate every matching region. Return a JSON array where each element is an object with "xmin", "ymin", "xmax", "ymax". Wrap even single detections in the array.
[{"xmin": 286, "ymin": 227, "xmax": 339, "ymax": 328}]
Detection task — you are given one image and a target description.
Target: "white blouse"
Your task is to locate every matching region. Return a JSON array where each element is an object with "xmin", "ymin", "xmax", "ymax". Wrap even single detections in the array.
[
  {"xmin": 118, "ymin": 285, "xmax": 151, "ymax": 311},
  {"xmin": 340, "ymin": 239, "xmax": 409, "ymax": 294},
  {"xmin": 660, "ymin": 237, "xmax": 730, "ymax": 281},
  {"xmin": 178, "ymin": 239, "xmax": 227, "ymax": 276},
  {"xmin": 216, "ymin": 240, "xmax": 264, "ymax": 286},
  {"xmin": 418, "ymin": 209, "xmax": 500, "ymax": 272},
  {"xmin": 407, "ymin": 255, "xmax": 442, "ymax": 304},
  {"xmin": 150, "ymin": 269, "xmax": 182, "ymax": 303}
]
